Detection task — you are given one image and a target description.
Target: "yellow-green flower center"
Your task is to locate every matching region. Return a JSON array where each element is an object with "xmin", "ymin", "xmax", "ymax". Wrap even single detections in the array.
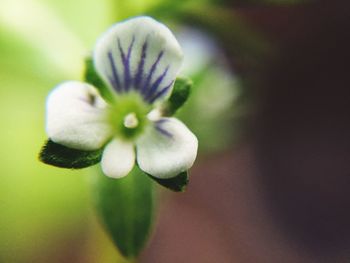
[{"xmin": 107, "ymin": 93, "xmax": 152, "ymax": 140}]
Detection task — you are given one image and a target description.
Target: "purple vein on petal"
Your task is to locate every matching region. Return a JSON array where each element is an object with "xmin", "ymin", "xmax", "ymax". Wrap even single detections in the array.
[
  {"xmin": 107, "ymin": 51, "xmax": 121, "ymax": 92},
  {"xmin": 155, "ymin": 120, "xmax": 173, "ymax": 138},
  {"xmin": 148, "ymin": 80, "xmax": 174, "ymax": 104},
  {"xmin": 118, "ymin": 36, "xmax": 135, "ymax": 92},
  {"xmin": 141, "ymin": 51, "xmax": 164, "ymax": 97},
  {"xmin": 144, "ymin": 66, "xmax": 169, "ymax": 101},
  {"xmin": 134, "ymin": 39, "xmax": 148, "ymax": 90}
]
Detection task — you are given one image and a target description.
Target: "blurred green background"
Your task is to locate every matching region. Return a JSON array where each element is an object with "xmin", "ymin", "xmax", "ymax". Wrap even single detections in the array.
[{"xmin": 0, "ymin": 0, "xmax": 239, "ymax": 262}]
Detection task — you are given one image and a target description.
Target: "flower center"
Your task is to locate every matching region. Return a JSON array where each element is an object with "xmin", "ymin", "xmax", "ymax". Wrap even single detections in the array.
[
  {"xmin": 123, "ymin": 112, "xmax": 139, "ymax": 128},
  {"xmin": 107, "ymin": 93, "xmax": 152, "ymax": 141}
]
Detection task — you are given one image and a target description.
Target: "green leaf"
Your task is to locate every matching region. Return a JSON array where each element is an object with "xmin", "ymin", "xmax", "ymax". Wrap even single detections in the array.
[
  {"xmin": 162, "ymin": 77, "xmax": 192, "ymax": 116},
  {"xmin": 92, "ymin": 166, "xmax": 154, "ymax": 259},
  {"xmin": 148, "ymin": 171, "xmax": 189, "ymax": 192},
  {"xmin": 39, "ymin": 139, "xmax": 103, "ymax": 169},
  {"xmin": 84, "ymin": 56, "xmax": 115, "ymax": 103}
]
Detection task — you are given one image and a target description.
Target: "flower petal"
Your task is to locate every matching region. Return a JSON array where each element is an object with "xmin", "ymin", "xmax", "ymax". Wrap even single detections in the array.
[
  {"xmin": 136, "ymin": 118, "xmax": 198, "ymax": 178},
  {"xmin": 46, "ymin": 81, "xmax": 112, "ymax": 150},
  {"xmin": 93, "ymin": 16, "xmax": 183, "ymax": 103},
  {"xmin": 101, "ymin": 139, "xmax": 135, "ymax": 178}
]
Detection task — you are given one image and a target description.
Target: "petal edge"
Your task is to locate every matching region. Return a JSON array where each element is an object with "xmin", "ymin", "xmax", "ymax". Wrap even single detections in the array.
[
  {"xmin": 46, "ymin": 81, "xmax": 112, "ymax": 151},
  {"xmin": 136, "ymin": 118, "xmax": 198, "ymax": 179},
  {"xmin": 93, "ymin": 16, "xmax": 183, "ymax": 103},
  {"xmin": 101, "ymin": 139, "xmax": 135, "ymax": 178}
]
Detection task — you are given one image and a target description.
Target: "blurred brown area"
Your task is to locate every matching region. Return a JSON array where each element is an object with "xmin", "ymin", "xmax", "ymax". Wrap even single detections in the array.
[{"xmin": 141, "ymin": 1, "xmax": 350, "ymax": 262}]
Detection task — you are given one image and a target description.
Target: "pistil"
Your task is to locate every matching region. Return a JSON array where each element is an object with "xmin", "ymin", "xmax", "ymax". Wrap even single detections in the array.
[{"xmin": 123, "ymin": 112, "xmax": 139, "ymax": 128}]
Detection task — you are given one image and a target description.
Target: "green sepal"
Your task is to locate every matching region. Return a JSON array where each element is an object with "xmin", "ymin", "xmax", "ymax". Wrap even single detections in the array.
[
  {"xmin": 162, "ymin": 77, "xmax": 192, "ymax": 116},
  {"xmin": 84, "ymin": 56, "xmax": 115, "ymax": 103},
  {"xmin": 39, "ymin": 139, "xmax": 103, "ymax": 169},
  {"xmin": 92, "ymin": 165, "xmax": 154, "ymax": 259},
  {"xmin": 147, "ymin": 171, "xmax": 189, "ymax": 192}
]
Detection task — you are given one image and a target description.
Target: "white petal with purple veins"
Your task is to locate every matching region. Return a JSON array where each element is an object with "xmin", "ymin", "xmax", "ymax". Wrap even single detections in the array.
[
  {"xmin": 101, "ymin": 139, "xmax": 135, "ymax": 178},
  {"xmin": 46, "ymin": 81, "xmax": 112, "ymax": 150},
  {"xmin": 136, "ymin": 118, "xmax": 198, "ymax": 178},
  {"xmin": 93, "ymin": 16, "xmax": 183, "ymax": 103}
]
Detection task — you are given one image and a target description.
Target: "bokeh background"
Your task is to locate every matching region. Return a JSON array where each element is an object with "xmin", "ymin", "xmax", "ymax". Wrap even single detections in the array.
[{"xmin": 1, "ymin": 0, "xmax": 350, "ymax": 262}]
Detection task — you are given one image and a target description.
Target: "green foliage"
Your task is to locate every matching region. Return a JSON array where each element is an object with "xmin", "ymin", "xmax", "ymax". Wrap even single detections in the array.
[
  {"xmin": 39, "ymin": 139, "xmax": 103, "ymax": 169},
  {"xmin": 162, "ymin": 77, "xmax": 192, "ymax": 116},
  {"xmin": 147, "ymin": 171, "xmax": 189, "ymax": 192},
  {"xmin": 92, "ymin": 166, "xmax": 154, "ymax": 259},
  {"xmin": 84, "ymin": 57, "xmax": 115, "ymax": 103}
]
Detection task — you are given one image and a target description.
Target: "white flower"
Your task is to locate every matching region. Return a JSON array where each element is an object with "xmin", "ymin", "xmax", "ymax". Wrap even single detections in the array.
[{"xmin": 45, "ymin": 16, "xmax": 198, "ymax": 179}]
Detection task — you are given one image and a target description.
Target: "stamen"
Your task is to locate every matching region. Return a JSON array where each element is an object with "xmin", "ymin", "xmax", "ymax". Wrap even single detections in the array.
[
  {"xmin": 147, "ymin": 109, "xmax": 161, "ymax": 121},
  {"xmin": 87, "ymin": 92, "xmax": 96, "ymax": 106},
  {"xmin": 123, "ymin": 112, "xmax": 139, "ymax": 128}
]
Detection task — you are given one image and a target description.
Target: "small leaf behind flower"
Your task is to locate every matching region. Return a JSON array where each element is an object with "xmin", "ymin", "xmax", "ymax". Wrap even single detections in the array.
[
  {"xmin": 148, "ymin": 171, "xmax": 189, "ymax": 192},
  {"xmin": 163, "ymin": 77, "xmax": 192, "ymax": 116},
  {"xmin": 84, "ymin": 57, "xmax": 115, "ymax": 103},
  {"xmin": 39, "ymin": 139, "xmax": 102, "ymax": 169},
  {"xmin": 92, "ymin": 166, "xmax": 154, "ymax": 259}
]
